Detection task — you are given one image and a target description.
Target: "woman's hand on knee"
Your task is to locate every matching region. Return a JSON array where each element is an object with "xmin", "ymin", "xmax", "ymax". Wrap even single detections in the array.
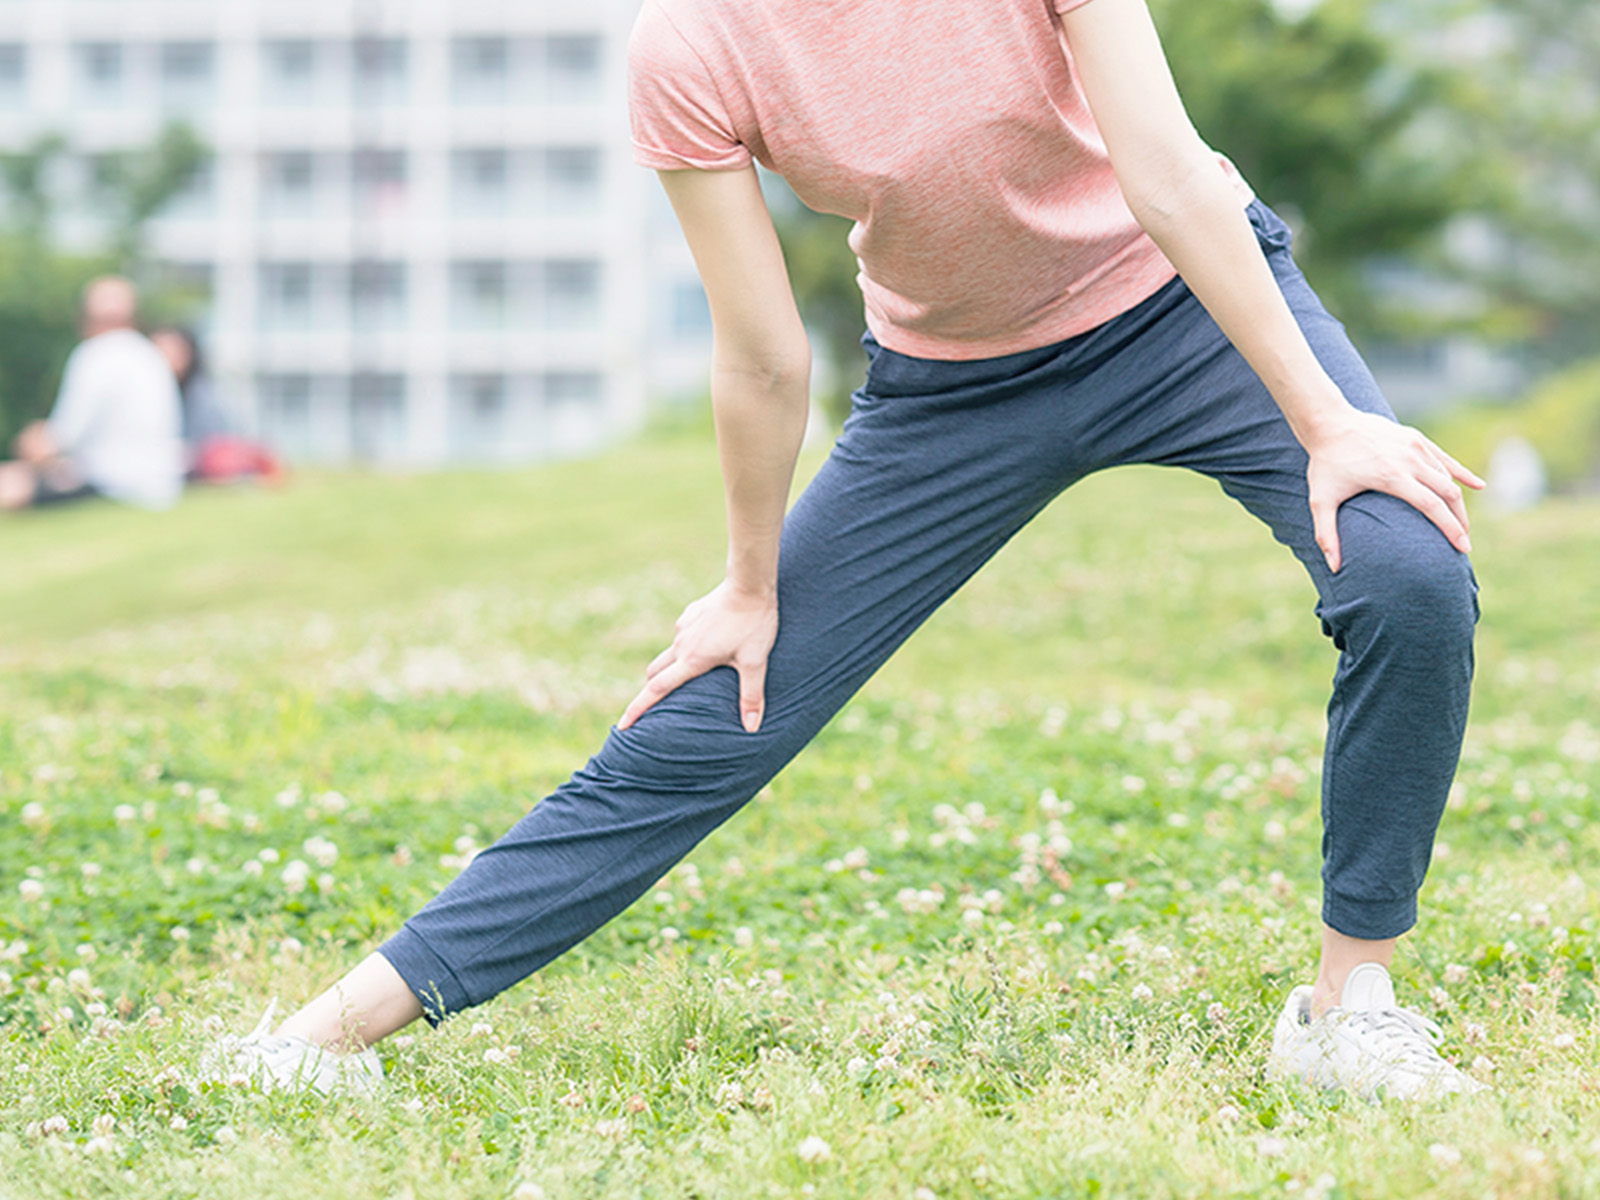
[
  {"xmin": 618, "ymin": 579, "xmax": 779, "ymax": 734},
  {"xmin": 1304, "ymin": 410, "xmax": 1485, "ymax": 573}
]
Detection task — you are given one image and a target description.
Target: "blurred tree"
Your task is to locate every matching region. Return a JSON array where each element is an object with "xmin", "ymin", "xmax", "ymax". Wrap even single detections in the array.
[
  {"xmin": 1153, "ymin": 0, "xmax": 1485, "ymax": 335},
  {"xmin": 0, "ymin": 123, "xmax": 206, "ymax": 449},
  {"xmin": 774, "ymin": 202, "xmax": 862, "ymax": 426}
]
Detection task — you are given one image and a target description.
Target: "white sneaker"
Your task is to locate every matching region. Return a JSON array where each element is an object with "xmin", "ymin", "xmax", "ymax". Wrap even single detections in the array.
[
  {"xmin": 199, "ymin": 1002, "xmax": 385, "ymax": 1097},
  {"xmin": 1267, "ymin": 962, "xmax": 1484, "ymax": 1100}
]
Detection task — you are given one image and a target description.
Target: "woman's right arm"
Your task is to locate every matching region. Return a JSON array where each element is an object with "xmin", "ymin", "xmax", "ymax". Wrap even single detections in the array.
[{"xmin": 618, "ymin": 165, "xmax": 812, "ymax": 734}]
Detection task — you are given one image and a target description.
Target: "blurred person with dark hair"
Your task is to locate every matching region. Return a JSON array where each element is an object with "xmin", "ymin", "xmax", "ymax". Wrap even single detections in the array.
[
  {"xmin": 151, "ymin": 325, "xmax": 283, "ymax": 485},
  {"xmin": 0, "ymin": 276, "xmax": 184, "ymax": 512}
]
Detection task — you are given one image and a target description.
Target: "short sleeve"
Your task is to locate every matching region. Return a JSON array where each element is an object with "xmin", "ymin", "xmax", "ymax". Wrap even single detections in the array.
[
  {"xmin": 628, "ymin": 0, "xmax": 753, "ymax": 172},
  {"xmin": 1052, "ymin": 0, "xmax": 1100, "ymax": 13}
]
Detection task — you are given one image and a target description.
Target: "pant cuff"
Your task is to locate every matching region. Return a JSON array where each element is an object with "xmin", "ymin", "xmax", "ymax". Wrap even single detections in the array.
[
  {"xmin": 1321, "ymin": 888, "xmax": 1418, "ymax": 942},
  {"xmin": 377, "ymin": 925, "xmax": 472, "ymax": 1027}
]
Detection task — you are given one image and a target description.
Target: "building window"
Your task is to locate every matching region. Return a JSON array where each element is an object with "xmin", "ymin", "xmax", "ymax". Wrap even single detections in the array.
[
  {"xmin": 450, "ymin": 373, "xmax": 507, "ymax": 456},
  {"xmin": 351, "ymin": 149, "xmax": 408, "ymax": 217},
  {"xmin": 353, "ymin": 38, "xmax": 408, "ymax": 107},
  {"xmin": 451, "ymin": 36, "xmax": 508, "ymax": 104},
  {"xmin": 160, "ymin": 42, "xmax": 215, "ymax": 107},
  {"xmin": 452, "ymin": 261, "xmax": 509, "ymax": 330},
  {"xmin": 541, "ymin": 35, "xmax": 602, "ymax": 102},
  {"xmin": 542, "ymin": 260, "xmax": 601, "ymax": 330},
  {"xmin": 545, "ymin": 371, "xmax": 603, "ymax": 408},
  {"xmin": 349, "ymin": 260, "xmax": 407, "ymax": 331},
  {"xmin": 262, "ymin": 40, "xmax": 317, "ymax": 106},
  {"xmin": 77, "ymin": 43, "xmax": 124, "ymax": 104},
  {"xmin": 261, "ymin": 152, "xmax": 317, "ymax": 217},
  {"xmin": 0, "ymin": 45, "xmax": 26, "ymax": 107},
  {"xmin": 452, "ymin": 148, "xmax": 509, "ymax": 216},
  {"xmin": 350, "ymin": 373, "xmax": 407, "ymax": 461},
  {"xmin": 259, "ymin": 262, "xmax": 315, "ymax": 330},
  {"xmin": 542, "ymin": 147, "xmax": 602, "ymax": 213},
  {"xmin": 670, "ymin": 280, "xmax": 712, "ymax": 340},
  {"xmin": 259, "ymin": 374, "xmax": 314, "ymax": 460}
]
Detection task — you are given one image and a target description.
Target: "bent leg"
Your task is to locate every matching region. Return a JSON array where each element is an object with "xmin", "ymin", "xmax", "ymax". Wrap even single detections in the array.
[
  {"xmin": 378, "ymin": 348, "xmax": 1100, "ymax": 1023},
  {"xmin": 1113, "ymin": 202, "xmax": 1477, "ymax": 941}
]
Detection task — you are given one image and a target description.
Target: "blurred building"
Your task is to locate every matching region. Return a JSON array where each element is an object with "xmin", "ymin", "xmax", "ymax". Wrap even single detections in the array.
[{"xmin": 0, "ymin": 0, "xmax": 713, "ymax": 465}]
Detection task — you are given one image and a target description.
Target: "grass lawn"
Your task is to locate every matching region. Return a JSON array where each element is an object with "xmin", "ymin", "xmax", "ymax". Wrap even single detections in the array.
[{"xmin": 1, "ymin": 434, "xmax": 1597, "ymax": 1198}]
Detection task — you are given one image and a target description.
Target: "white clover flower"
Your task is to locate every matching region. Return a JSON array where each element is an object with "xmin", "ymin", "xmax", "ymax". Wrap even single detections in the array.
[
  {"xmin": 171, "ymin": 927, "xmax": 191, "ymax": 943},
  {"xmin": 92, "ymin": 1114, "xmax": 116, "ymax": 1138},
  {"xmin": 913, "ymin": 1189, "xmax": 939, "ymax": 1200},
  {"xmin": 75, "ymin": 943, "xmax": 96, "ymax": 962},
  {"xmin": 67, "ymin": 967, "xmax": 92, "ymax": 990},
  {"xmin": 842, "ymin": 847, "xmax": 870, "ymax": 870},
  {"xmin": 83, "ymin": 1135, "xmax": 114, "ymax": 1155},
  {"xmin": 796, "ymin": 1135, "xmax": 832, "ymax": 1164},
  {"xmin": 280, "ymin": 860, "xmax": 311, "ymax": 893},
  {"xmin": 734, "ymin": 926, "xmax": 754, "ymax": 949},
  {"xmin": 40, "ymin": 1115, "xmax": 69, "ymax": 1137},
  {"xmin": 278, "ymin": 936, "xmax": 303, "ymax": 957},
  {"xmin": 1548, "ymin": 1032, "xmax": 1577, "ymax": 1050},
  {"xmin": 1103, "ymin": 881, "xmax": 1126, "ymax": 901},
  {"xmin": 1207, "ymin": 1002, "xmax": 1227, "ymax": 1023},
  {"xmin": 113, "ymin": 804, "xmax": 136, "ymax": 825},
  {"xmin": 242, "ymin": 860, "xmax": 264, "ymax": 877},
  {"xmin": 1215, "ymin": 1103, "xmax": 1241, "ymax": 1124},
  {"xmin": 846, "ymin": 1056, "xmax": 870, "ymax": 1080},
  {"xmin": 303, "ymin": 836, "xmax": 339, "ymax": 868},
  {"xmin": 275, "ymin": 786, "xmax": 300, "ymax": 808},
  {"xmin": 1121, "ymin": 775, "xmax": 1146, "ymax": 795},
  {"xmin": 1255, "ymin": 1135, "xmax": 1288, "ymax": 1159},
  {"xmin": 1428, "ymin": 1142, "xmax": 1462, "ymax": 1166},
  {"xmin": 170, "ymin": 1114, "xmax": 188, "ymax": 1131},
  {"xmin": 823, "ymin": 858, "xmax": 845, "ymax": 874},
  {"xmin": 594, "ymin": 1118, "xmax": 627, "ymax": 1139},
  {"xmin": 659, "ymin": 926, "xmax": 681, "ymax": 943},
  {"xmin": 213, "ymin": 1125, "xmax": 237, "ymax": 1145},
  {"xmin": 1443, "ymin": 962, "xmax": 1469, "ymax": 985},
  {"xmin": 1042, "ymin": 920, "xmax": 1064, "ymax": 936},
  {"xmin": 469, "ymin": 1022, "xmax": 494, "ymax": 1037},
  {"xmin": 258, "ymin": 847, "xmax": 281, "ymax": 864},
  {"xmin": 1132, "ymin": 983, "xmax": 1154, "ymax": 1003},
  {"xmin": 511, "ymin": 1185, "xmax": 547, "ymax": 1200},
  {"xmin": 483, "ymin": 1047, "xmax": 510, "ymax": 1065},
  {"xmin": 18, "ymin": 879, "xmax": 44, "ymax": 903},
  {"xmin": 185, "ymin": 857, "xmax": 206, "ymax": 876},
  {"xmin": 20, "ymin": 802, "xmax": 46, "ymax": 828}
]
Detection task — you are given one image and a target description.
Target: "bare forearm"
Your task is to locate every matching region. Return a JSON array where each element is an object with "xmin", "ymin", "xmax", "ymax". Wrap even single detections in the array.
[
  {"xmin": 1127, "ymin": 161, "xmax": 1349, "ymax": 447},
  {"xmin": 712, "ymin": 356, "xmax": 811, "ymax": 597}
]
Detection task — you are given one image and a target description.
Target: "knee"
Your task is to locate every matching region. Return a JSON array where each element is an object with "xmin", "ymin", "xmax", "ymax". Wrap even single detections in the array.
[
  {"xmin": 590, "ymin": 667, "xmax": 788, "ymax": 797},
  {"xmin": 1329, "ymin": 496, "xmax": 1478, "ymax": 654}
]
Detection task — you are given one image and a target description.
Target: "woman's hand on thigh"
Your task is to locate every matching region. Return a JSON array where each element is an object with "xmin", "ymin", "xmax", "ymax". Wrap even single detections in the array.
[
  {"xmin": 1304, "ymin": 410, "xmax": 1485, "ymax": 573},
  {"xmin": 619, "ymin": 579, "xmax": 779, "ymax": 734}
]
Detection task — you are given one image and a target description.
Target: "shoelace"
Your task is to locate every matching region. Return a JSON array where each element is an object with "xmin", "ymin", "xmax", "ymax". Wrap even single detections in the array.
[{"xmin": 1336, "ymin": 1006, "xmax": 1450, "ymax": 1069}]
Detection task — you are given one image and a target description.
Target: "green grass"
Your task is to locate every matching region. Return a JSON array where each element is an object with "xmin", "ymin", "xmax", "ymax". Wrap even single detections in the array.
[{"xmin": 1, "ymin": 436, "xmax": 1597, "ymax": 1199}]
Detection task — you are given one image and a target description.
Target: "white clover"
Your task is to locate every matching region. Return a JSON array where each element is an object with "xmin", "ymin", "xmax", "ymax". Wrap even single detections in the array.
[
  {"xmin": 1428, "ymin": 1143, "xmax": 1462, "ymax": 1166},
  {"xmin": 511, "ymin": 1185, "xmax": 547, "ymax": 1200},
  {"xmin": 659, "ymin": 926, "xmax": 681, "ymax": 943},
  {"xmin": 67, "ymin": 967, "xmax": 92, "ymax": 990},
  {"xmin": 796, "ymin": 1135, "xmax": 832, "ymax": 1163},
  {"xmin": 169, "ymin": 1114, "xmax": 188, "ymax": 1131},
  {"xmin": 40, "ymin": 1115, "xmax": 69, "ymax": 1137},
  {"xmin": 842, "ymin": 847, "xmax": 870, "ymax": 870},
  {"xmin": 1443, "ymin": 963, "xmax": 1469, "ymax": 985},
  {"xmin": 20, "ymin": 802, "xmax": 46, "ymax": 828},
  {"xmin": 734, "ymin": 926, "xmax": 754, "ymax": 949},
  {"xmin": 280, "ymin": 859, "xmax": 311, "ymax": 893},
  {"xmin": 258, "ymin": 847, "xmax": 281, "ymax": 864},
  {"xmin": 113, "ymin": 804, "xmax": 136, "ymax": 825},
  {"xmin": 1131, "ymin": 983, "xmax": 1154, "ymax": 1003},
  {"xmin": 171, "ymin": 927, "xmax": 191, "ymax": 943},
  {"xmin": 303, "ymin": 836, "xmax": 339, "ymax": 868},
  {"xmin": 18, "ymin": 879, "xmax": 44, "ymax": 902}
]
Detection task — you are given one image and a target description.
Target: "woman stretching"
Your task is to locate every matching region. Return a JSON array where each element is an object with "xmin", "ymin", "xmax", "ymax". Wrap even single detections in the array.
[{"xmin": 214, "ymin": 0, "xmax": 1485, "ymax": 1099}]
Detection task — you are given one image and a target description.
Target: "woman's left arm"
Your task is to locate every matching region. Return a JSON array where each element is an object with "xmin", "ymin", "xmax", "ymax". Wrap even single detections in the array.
[{"xmin": 1060, "ymin": 0, "xmax": 1483, "ymax": 572}]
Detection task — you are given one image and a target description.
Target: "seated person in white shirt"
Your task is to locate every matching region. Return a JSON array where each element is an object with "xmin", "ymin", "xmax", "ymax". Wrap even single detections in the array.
[{"xmin": 0, "ymin": 276, "xmax": 185, "ymax": 513}]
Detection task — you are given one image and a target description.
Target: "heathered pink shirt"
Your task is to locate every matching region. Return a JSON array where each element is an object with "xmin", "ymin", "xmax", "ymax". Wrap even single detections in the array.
[{"xmin": 629, "ymin": 0, "xmax": 1253, "ymax": 361}]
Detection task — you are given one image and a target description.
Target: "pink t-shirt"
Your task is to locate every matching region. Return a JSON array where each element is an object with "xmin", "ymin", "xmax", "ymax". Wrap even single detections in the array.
[{"xmin": 629, "ymin": 0, "xmax": 1252, "ymax": 361}]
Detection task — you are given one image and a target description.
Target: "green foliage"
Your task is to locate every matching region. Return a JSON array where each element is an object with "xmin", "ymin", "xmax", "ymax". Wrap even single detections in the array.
[
  {"xmin": 0, "ymin": 239, "xmax": 107, "ymax": 450},
  {"xmin": 1423, "ymin": 356, "xmax": 1600, "ymax": 491},
  {"xmin": 0, "ymin": 446, "xmax": 1597, "ymax": 1196},
  {"xmin": 774, "ymin": 203, "xmax": 864, "ymax": 427},
  {"xmin": 1154, "ymin": 0, "xmax": 1482, "ymax": 335},
  {"xmin": 0, "ymin": 122, "xmax": 211, "ymax": 448}
]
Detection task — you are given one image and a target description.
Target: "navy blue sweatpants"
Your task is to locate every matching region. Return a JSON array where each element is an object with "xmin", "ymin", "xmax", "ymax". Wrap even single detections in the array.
[{"xmin": 381, "ymin": 202, "xmax": 1477, "ymax": 1022}]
